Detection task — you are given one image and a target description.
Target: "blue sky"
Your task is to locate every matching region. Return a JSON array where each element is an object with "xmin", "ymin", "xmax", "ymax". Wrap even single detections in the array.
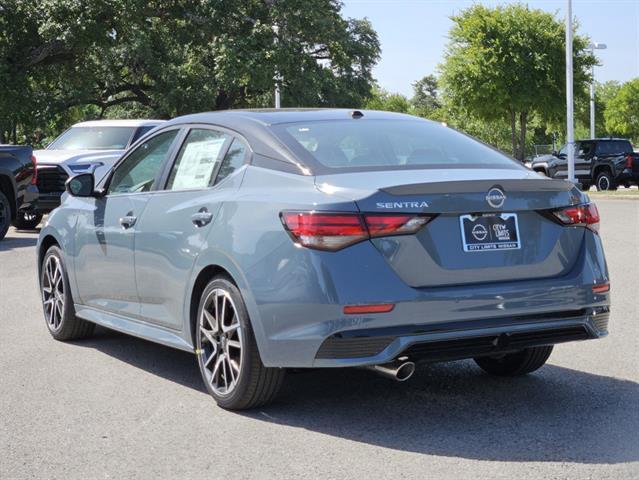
[{"xmin": 341, "ymin": 0, "xmax": 639, "ymax": 96}]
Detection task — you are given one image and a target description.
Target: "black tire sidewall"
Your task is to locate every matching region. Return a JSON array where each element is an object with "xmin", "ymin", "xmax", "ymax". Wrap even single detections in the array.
[
  {"xmin": 0, "ymin": 191, "xmax": 10, "ymax": 240},
  {"xmin": 41, "ymin": 246, "xmax": 76, "ymax": 338},
  {"xmin": 195, "ymin": 277, "xmax": 261, "ymax": 408}
]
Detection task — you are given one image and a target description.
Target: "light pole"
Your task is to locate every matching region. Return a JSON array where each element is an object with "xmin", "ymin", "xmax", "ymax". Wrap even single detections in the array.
[
  {"xmin": 273, "ymin": 24, "xmax": 281, "ymax": 109},
  {"xmin": 565, "ymin": 0, "xmax": 575, "ymax": 183},
  {"xmin": 588, "ymin": 42, "xmax": 607, "ymax": 139}
]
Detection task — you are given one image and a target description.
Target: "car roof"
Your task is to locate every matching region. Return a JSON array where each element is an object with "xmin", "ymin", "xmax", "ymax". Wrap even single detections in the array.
[
  {"xmin": 73, "ymin": 119, "xmax": 165, "ymax": 128},
  {"xmin": 163, "ymin": 108, "xmax": 422, "ymax": 127}
]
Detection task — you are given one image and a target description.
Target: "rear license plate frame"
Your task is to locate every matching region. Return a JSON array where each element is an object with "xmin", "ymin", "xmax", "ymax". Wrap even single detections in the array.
[{"xmin": 459, "ymin": 213, "xmax": 521, "ymax": 252}]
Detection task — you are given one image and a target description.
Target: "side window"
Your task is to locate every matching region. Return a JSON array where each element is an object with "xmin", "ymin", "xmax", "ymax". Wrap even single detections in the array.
[
  {"xmin": 130, "ymin": 126, "xmax": 156, "ymax": 144},
  {"xmin": 166, "ymin": 129, "xmax": 229, "ymax": 191},
  {"xmin": 108, "ymin": 130, "xmax": 178, "ymax": 195},
  {"xmin": 215, "ymin": 138, "xmax": 248, "ymax": 185}
]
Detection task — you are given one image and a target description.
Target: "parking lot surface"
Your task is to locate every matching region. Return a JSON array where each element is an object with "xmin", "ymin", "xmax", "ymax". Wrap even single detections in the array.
[{"xmin": 1, "ymin": 199, "xmax": 638, "ymax": 480}]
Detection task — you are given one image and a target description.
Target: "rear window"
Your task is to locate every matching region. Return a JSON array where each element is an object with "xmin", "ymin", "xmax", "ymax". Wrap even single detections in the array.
[
  {"xmin": 274, "ymin": 120, "xmax": 521, "ymax": 172},
  {"xmin": 48, "ymin": 126, "xmax": 135, "ymax": 150}
]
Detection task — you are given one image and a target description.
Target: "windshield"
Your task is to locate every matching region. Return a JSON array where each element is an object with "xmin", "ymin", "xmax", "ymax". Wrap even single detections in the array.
[
  {"xmin": 48, "ymin": 126, "xmax": 136, "ymax": 150},
  {"xmin": 274, "ymin": 120, "xmax": 521, "ymax": 172}
]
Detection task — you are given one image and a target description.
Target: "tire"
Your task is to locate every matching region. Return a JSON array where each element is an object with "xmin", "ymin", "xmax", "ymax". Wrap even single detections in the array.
[
  {"xmin": 595, "ymin": 171, "xmax": 616, "ymax": 191},
  {"xmin": 474, "ymin": 345, "xmax": 553, "ymax": 376},
  {"xmin": 0, "ymin": 190, "xmax": 10, "ymax": 241},
  {"xmin": 12, "ymin": 211, "xmax": 43, "ymax": 230},
  {"xmin": 195, "ymin": 276, "xmax": 285, "ymax": 410},
  {"xmin": 579, "ymin": 183, "xmax": 591, "ymax": 192},
  {"xmin": 40, "ymin": 246, "xmax": 95, "ymax": 340}
]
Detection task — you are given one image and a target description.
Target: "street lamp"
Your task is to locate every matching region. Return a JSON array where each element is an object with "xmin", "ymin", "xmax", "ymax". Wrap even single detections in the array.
[
  {"xmin": 565, "ymin": 0, "xmax": 575, "ymax": 183},
  {"xmin": 588, "ymin": 42, "xmax": 607, "ymax": 139}
]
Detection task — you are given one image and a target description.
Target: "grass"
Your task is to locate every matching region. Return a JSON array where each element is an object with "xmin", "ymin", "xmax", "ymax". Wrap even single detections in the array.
[{"xmin": 587, "ymin": 186, "xmax": 639, "ymax": 198}]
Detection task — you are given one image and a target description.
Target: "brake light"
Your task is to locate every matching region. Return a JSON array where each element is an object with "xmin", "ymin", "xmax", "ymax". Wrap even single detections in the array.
[
  {"xmin": 31, "ymin": 155, "xmax": 37, "ymax": 185},
  {"xmin": 626, "ymin": 154, "xmax": 633, "ymax": 169},
  {"xmin": 552, "ymin": 203, "xmax": 600, "ymax": 233},
  {"xmin": 281, "ymin": 211, "xmax": 433, "ymax": 251}
]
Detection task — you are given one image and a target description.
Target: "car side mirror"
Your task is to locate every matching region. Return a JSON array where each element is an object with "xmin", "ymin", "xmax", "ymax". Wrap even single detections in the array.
[
  {"xmin": 65, "ymin": 173, "xmax": 96, "ymax": 197},
  {"xmin": 552, "ymin": 150, "xmax": 558, "ymax": 157}
]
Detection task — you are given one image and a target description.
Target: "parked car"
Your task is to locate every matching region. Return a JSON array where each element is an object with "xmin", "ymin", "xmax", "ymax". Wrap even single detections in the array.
[
  {"xmin": 33, "ymin": 119, "xmax": 164, "ymax": 213},
  {"xmin": 527, "ymin": 138, "xmax": 639, "ymax": 190},
  {"xmin": 37, "ymin": 109, "xmax": 610, "ymax": 409},
  {"xmin": 0, "ymin": 145, "xmax": 39, "ymax": 239}
]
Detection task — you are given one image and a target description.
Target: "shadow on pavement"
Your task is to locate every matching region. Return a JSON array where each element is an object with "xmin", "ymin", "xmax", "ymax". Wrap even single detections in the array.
[
  {"xmin": 76, "ymin": 327, "xmax": 639, "ymax": 464},
  {"xmin": 0, "ymin": 234, "xmax": 38, "ymax": 251}
]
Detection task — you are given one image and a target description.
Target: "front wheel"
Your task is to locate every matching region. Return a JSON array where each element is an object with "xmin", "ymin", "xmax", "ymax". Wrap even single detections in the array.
[
  {"xmin": 595, "ymin": 171, "xmax": 616, "ymax": 191},
  {"xmin": 195, "ymin": 277, "xmax": 285, "ymax": 410},
  {"xmin": 13, "ymin": 211, "xmax": 43, "ymax": 230},
  {"xmin": 40, "ymin": 246, "xmax": 95, "ymax": 340},
  {"xmin": 474, "ymin": 346, "xmax": 553, "ymax": 376}
]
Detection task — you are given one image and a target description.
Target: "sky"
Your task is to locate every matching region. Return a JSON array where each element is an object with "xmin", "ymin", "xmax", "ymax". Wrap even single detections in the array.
[{"xmin": 341, "ymin": 0, "xmax": 639, "ymax": 97}]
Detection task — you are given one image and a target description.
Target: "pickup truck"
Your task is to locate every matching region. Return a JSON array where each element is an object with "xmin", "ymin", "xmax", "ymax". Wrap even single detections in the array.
[
  {"xmin": 33, "ymin": 119, "xmax": 163, "ymax": 213},
  {"xmin": 527, "ymin": 138, "xmax": 639, "ymax": 191},
  {"xmin": 0, "ymin": 145, "xmax": 39, "ymax": 240}
]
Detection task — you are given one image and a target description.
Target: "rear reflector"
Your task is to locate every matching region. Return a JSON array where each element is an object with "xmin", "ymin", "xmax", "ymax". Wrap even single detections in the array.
[
  {"xmin": 592, "ymin": 283, "xmax": 610, "ymax": 294},
  {"xmin": 552, "ymin": 203, "xmax": 600, "ymax": 233},
  {"xmin": 344, "ymin": 304, "xmax": 395, "ymax": 315},
  {"xmin": 281, "ymin": 211, "xmax": 433, "ymax": 251}
]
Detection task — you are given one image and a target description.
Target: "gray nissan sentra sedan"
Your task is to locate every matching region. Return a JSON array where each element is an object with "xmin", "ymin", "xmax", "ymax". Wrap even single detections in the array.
[{"xmin": 37, "ymin": 109, "xmax": 611, "ymax": 409}]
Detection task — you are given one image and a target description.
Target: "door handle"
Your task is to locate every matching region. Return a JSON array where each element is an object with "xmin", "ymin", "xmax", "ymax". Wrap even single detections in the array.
[
  {"xmin": 119, "ymin": 213, "xmax": 137, "ymax": 229},
  {"xmin": 191, "ymin": 208, "xmax": 213, "ymax": 228}
]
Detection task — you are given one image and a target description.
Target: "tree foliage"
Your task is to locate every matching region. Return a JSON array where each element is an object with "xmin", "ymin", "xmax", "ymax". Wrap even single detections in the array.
[
  {"xmin": 604, "ymin": 78, "xmax": 639, "ymax": 143},
  {"xmin": 439, "ymin": 3, "xmax": 595, "ymax": 160},
  {"xmin": 0, "ymin": 0, "xmax": 380, "ymax": 144}
]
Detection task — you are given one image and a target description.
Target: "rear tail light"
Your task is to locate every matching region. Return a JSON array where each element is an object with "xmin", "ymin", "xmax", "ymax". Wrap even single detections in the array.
[
  {"xmin": 280, "ymin": 211, "xmax": 433, "ymax": 251},
  {"xmin": 626, "ymin": 154, "xmax": 633, "ymax": 169},
  {"xmin": 552, "ymin": 203, "xmax": 600, "ymax": 233},
  {"xmin": 30, "ymin": 155, "xmax": 37, "ymax": 185}
]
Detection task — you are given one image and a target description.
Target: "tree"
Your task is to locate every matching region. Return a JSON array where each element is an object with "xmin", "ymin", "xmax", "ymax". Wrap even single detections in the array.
[
  {"xmin": 364, "ymin": 87, "xmax": 411, "ymax": 113},
  {"xmin": 0, "ymin": 0, "xmax": 380, "ymax": 144},
  {"xmin": 411, "ymin": 74, "xmax": 440, "ymax": 116},
  {"xmin": 604, "ymin": 78, "xmax": 639, "ymax": 143},
  {"xmin": 439, "ymin": 4, "xmax": 595, "ymax": 160}
]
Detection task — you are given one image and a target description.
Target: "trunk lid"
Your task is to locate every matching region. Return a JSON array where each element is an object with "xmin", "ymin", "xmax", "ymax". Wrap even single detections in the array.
[{"xmin": 315, "ymin": 169, "xmax": 588, "ymax": 288}]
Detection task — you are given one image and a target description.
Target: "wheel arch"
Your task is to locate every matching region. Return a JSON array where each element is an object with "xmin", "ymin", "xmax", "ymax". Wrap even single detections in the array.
[
  {"xmin": 38, "ymin": 234, "xmax": 61, "ymax": 277},
  {"xmin": 593, "ymin": 164, "xmax": 613, "ymax": 178}
]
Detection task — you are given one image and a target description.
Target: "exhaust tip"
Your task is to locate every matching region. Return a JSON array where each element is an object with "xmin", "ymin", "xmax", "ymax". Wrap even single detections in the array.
[{"xmin": 395, "ymin": 361, "xmax": 416, "ymax": 382}]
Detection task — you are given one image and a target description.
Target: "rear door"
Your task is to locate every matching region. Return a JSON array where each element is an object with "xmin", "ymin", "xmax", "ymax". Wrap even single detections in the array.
[
  {"xmin": 74, "ymin": 129, "xmax": 181, "ymax": 316},
  {"xmin": 134, "ymin": 127, "xmax": 249, "ymax": 329}
]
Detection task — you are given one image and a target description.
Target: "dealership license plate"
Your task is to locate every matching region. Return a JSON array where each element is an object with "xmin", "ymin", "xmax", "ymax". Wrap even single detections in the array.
[{"xmin": 460, "ymin": 213, "xmax": 521, "ymax": 252}]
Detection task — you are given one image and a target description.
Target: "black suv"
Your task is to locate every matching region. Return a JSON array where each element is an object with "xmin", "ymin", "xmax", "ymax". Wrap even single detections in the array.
[{"xmin": 528, "ymin": 138, "xmax": 639, "ymax": 191}]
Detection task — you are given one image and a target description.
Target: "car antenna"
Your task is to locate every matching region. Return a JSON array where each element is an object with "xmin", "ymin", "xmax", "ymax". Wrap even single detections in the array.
[{"xmin": 350, "ymin": 110, "xmax": 364, "ymax": 119}]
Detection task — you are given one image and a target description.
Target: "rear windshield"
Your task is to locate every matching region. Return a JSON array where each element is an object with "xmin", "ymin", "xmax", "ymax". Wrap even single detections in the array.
[
  {"xmin": 48, "ymin": 126, "xmax": 135, "ymax": 150},
  {"xmin": 274, "ymin": 120, "xmax": 521, "ymax": 172}
]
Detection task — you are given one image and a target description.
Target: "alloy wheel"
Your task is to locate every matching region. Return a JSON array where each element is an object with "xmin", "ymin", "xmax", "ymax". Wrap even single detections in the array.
[
  {"xmin": 598, "ymin": 175, "xmax": 610, "ymax": 191},
  {"xmin": 42, "ymin": 255, "xmax": 64, "ymax": 330},
  {"xmin": 198, "ymin": 288, "xmax": 243, "ymax": 396},
  {"xmin": 0, "ymin": 197, "xmax": 7, "ymax": 231}
]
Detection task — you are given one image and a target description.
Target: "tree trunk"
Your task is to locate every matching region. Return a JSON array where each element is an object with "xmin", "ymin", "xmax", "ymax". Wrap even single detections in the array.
[
  {"xmin": 509, "ymin": 110, "xmax": 517, "ymax": 158},
  {"xmin": 518, "ymin": 112, "xmax": 527, "ymax": 161}
]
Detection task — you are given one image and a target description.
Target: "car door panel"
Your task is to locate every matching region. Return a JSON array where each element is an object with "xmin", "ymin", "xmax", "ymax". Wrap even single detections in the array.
[{"xmin": 73, "ymin": 129, "xmax": 181, "ymax": 318}]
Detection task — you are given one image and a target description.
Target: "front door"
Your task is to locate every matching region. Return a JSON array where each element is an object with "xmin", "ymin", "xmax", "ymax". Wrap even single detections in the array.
[{"xmin": 74, "ymin": 129, "xmax": 181, "ymax": 317}]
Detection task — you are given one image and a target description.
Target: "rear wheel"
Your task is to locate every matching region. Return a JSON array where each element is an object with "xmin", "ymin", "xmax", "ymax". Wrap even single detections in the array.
[
  {"xmin": 195, "ymin": 277, "xmax": 285, "ymax": 410},
  {"xmin": 12, "ymin": 211, "xmax": 43, "ymax": 230},
  {"xmin": 474, "ymin": 346, "xmax": 553, "ymax": 376},
  {"xmin": 0, "ymin": 190, "xmax": 10, "ymax": 240},
  {"xmin": 40, "ymin": 246, "xmax": 94, "ymax": 340},
  {"xmin": 595, "ymin": 171, "xmax": 616, "ymax": 191}
]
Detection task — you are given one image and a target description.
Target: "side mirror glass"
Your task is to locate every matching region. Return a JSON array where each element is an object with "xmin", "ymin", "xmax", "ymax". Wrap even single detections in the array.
[{"xmin": 65, "ymin": 173, "xmax": 95, "ymax": 197}]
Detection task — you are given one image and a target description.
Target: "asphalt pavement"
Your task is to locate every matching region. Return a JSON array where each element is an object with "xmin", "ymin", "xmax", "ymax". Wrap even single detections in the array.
[{"xmin": 1, "ymin": 199, "xmax": 638, "ymax": 479}]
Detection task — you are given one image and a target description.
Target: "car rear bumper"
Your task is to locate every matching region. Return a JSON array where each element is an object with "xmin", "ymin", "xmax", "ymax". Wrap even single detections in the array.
[
  {"xmin": 313, "ymin": 307, "xmax": 608, "ymax": 366},
  {"xmin": 18, "ymin": 184, "xmax": 39, "ymax": 212}
]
